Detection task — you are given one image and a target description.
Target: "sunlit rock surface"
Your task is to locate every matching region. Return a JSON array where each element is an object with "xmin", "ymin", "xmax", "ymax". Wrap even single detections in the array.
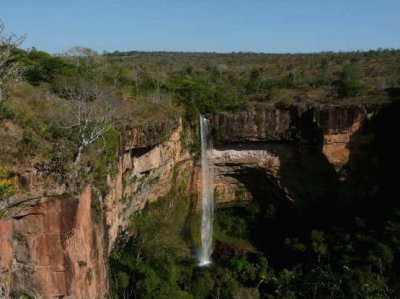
[{"xmin": 0, "ymin": 119, "xmax": 192, "ymax": 298}]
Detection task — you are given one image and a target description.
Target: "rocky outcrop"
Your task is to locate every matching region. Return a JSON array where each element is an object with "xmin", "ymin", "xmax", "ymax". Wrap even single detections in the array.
[
  {"xmin": 212, "ymin": 144, "xmax": 284, "ymax": 203},
  {"xmin": 210, "ymin": 103, "xmax": 381, "ymax": 204},
  {"xmin": 105, "ymin": 119, "xmax": 191, "ymax": 252},
  {"xmin": 322, "ymin": 120, "xmax": 362, "ymax": 168},
  {"xmin": 0, "ymin": 187, "xmax": 107, "ymax": 298},
  {"xmin": 122, "ymin": 120, "xmax": 176, "ymax": 151},
  {"xmin": 0, "ymin": 119, "xmax": 192, "ymax": 298},
  {"xmin": 0, "ymin": 220, "xmax": 12, "ymax": 297},
  {"xmin": 212, "ymin": 103, "xmax": 373, "ymax": 168}
]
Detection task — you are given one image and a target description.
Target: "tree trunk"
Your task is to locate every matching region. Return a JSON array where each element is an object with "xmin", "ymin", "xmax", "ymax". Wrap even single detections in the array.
[
  {"xmin": 0, "ymin": 85, "xmax": 4, "ymax": 106},
  {"xmin": 73, "ymin": 144, "xmax": 84, "ymax": 165}
]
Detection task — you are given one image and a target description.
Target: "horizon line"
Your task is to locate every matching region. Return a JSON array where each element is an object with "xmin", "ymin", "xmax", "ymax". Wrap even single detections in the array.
[{"xmin": 22, "ymin": 46, "xmax": 400, "ymax": 56}]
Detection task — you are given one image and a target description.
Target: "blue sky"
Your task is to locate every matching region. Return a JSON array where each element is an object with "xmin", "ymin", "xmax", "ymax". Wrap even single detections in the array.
[{"xmin": 1, "ymin": 0, "xmax": 399, "ymax": 53}]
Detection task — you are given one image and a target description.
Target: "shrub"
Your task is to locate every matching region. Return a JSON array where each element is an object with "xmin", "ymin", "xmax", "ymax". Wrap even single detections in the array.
[
  {"xmin": 22, "ymin": 128, "xmax": 36, "ymax": 144},
  {"xmin": 17, "ymin": 49, "xmax": 68, "ymax": 86},
  {"xmin": 0, "ymin": 106, "xmax": 16, "ymax": 120},
  {"xmin": 0, "ymin": 166, "xmax": 18, "ymax": 200}
]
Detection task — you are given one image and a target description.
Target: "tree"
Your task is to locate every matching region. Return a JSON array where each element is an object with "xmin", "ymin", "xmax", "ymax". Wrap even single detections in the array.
[
  {"xmin": 55, "ymin": 48, "xmax": 118, "ymax": 165},
  {"xmin": 57, "ymin": 77, "xmax": 118, "ymax": 165},
  {"xmin": 130, "ymin": 68, "xmax": 143, "ymax": 95},
  {"xmin": 18, "ymin": 49, "xmax": 66, "ymax": 85},
  {"xmin": 0, "ymin": 21, "xmax": 25, "ymax": 108},
  {"xmin": 150, "ymin": 71, "xmax": 168, "ymax": 102},
  {"xmin": 334, "ymin": 66, "xmax": 363, "ymax": 98}
]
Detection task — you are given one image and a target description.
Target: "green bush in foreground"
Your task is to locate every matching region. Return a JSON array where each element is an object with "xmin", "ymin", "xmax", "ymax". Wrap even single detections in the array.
[{"xmin": 0, "ymin": 166, "xmax": 18, "ymax": 200}]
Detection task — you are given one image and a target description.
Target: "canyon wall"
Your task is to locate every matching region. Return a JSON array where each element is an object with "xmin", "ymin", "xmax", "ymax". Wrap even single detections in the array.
[
  {"xmin": 212, "ymin": 103, "xmax": 372, "ymax": 166},
  {"xmin": 0, "ymin": 119, "xmax": 192, "ymax": 298},
  {"xmin": 1, "ymin": 100, "xmax": 398, "ymax": 298},
  {"xmin": 210, "ymin": 103, "xmax": 387, "ymax": 205}
]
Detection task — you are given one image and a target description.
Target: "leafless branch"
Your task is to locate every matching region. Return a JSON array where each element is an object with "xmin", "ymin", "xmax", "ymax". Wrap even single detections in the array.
[
  {"xmin": 55, "ymin": 63, "xmax": 118, "ymax": 164},
  {"xmin": 0, "ymin": 20, "xmax": 26, "ymax": 107}
]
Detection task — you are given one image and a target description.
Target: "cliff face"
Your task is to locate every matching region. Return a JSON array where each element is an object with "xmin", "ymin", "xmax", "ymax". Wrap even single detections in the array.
[
  {"xmin": 105, "ymin": 119, "xmax": 191, "ymax": 253},
  {"xmin": 0, "ymin": 187, "xmax": 107, "ymax": 298},
  {"xmin": 0, "ymin": 119, "xmax": 192, "ymax": 298},
  {"xmin": 210, "ymin": 103, "xmax": 386, "ymax": 205},
  {"xmin": 1, "ymin": 100, "xmax": 398, "ymax": 298},
  {"xmin": 212, "ymin": 103, "xmax": 370, "ymax": 166}
]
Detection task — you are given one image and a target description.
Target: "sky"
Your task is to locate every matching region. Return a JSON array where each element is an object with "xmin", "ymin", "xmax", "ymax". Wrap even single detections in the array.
[{"xmin": 1, "ymin": 0, "xmax": 399, "ymax": 54}]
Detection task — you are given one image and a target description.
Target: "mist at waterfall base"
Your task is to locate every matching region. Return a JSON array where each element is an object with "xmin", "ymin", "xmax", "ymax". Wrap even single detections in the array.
[{"xmin": 198, "ymin": 116, "xmax": 214, "ymax": 267}]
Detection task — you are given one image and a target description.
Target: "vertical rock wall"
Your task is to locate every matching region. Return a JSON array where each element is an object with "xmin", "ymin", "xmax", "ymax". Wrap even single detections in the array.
[
  {"xmin": 210, "ymin": 103, "xmax": 380, "ymax": 204},
  {"xmin": 0, "ymin": 187, "xmax": 107, "ymax": 298},
  {"xmin": 0, "ymin": 119, "xmax": 193, "ymax": 298}
]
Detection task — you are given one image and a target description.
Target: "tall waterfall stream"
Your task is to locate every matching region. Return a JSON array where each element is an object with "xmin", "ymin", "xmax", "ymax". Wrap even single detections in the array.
[{"xmin": 199, "ymin": 116, "xmax": 214, "ymax": 266}]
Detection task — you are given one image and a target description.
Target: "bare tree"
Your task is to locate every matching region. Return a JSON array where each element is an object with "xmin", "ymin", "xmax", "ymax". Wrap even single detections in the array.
[
  {"xmin": 57, "ymin": 77, "xmax": 117, "ymax": 165},
  {"xmin": 150, "ymin": 71, "xmax": 168, "ymax": 103},
  {"xmin": 131, "ymin": 68, "xmax": 143, "ymax": 95},
  {"xmin": 56, "ymin": 49, "xmax": 118, "ymax": 165},
  {"xmin": 0, "ymin": 21, "xmax": 25, "ymax": 107}
]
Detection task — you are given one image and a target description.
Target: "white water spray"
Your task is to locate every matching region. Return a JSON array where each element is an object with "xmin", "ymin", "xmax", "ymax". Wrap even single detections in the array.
[{"xmin": 199, "ymin": 116, "xmax": 214, "ymax": 266}]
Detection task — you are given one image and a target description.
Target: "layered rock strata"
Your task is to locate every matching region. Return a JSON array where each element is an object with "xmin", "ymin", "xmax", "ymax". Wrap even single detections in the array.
[
  {"xmin": 0, "ymin": 119, "xmax": 191, "ymax": 298},
  {"xmin": 210, "ymin": 103, "xmax": 379, "ymax": 204}
]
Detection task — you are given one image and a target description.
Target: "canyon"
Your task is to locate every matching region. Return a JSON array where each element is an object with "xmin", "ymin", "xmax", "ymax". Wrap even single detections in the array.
[{"xmin": 1, "ymin": 100, "xmax": 399, "ymax": 298}]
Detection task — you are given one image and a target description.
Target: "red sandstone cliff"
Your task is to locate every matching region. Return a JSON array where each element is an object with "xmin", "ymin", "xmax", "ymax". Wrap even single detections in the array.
[
  {"xmin": 0, "ymin": 119, "xmax": 192, "ymax": 298},
  {"xmin": 0, "ymin": 102, "xmax": 387, "ymax": 297}
]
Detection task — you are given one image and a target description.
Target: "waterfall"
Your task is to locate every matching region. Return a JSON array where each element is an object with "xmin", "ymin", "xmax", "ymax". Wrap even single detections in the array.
[{"xmin": 199, "ymin": 115, "xmax": 214, "ymax": 266}]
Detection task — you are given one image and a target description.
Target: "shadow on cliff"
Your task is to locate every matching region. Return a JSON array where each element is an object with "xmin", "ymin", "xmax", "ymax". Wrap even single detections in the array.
[
  {"xmin": 337, "ymin": 100, "xmax": 400, "ymax": 221},
  {"xmin": 216, "ymin": 102, "xmax": 400, "ymax": 268},
  {"xmin": 241, "ymin": 108, "xmax": 341, "ymax": 267}
]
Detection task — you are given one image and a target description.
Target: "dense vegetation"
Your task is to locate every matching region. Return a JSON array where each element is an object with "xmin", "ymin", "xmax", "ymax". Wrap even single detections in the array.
[
  {"xmin": 108, "ymin": 170, "xmax": 400, "ymax": 298},
  {"xmin": 105, "ymin": 49, "xmax": 400, "ymax": 108}
]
